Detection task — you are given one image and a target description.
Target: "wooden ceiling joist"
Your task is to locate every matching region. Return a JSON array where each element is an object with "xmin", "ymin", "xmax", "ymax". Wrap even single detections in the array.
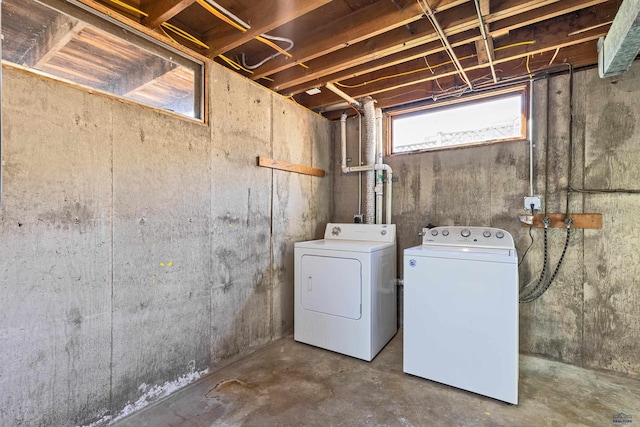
[
  {"xmin": 302, "ymin": 9, "xmax": 613, "ymax": 112},
  {"xmin": 141, "ymin": 0, "xmax": 197, "ymax": 30},
  {"xmin": 248, "ymin": 0, "xmax": 431, "ymax": 80},
  {"xmin": 272, "ymin": 0, "xmax": 612, "ymax": 97},
  {"xmin": 26, "ymin": 15, "xmax": 87, "ymax": 68},
  {"xmin": 203, "ymin": 0, "xmax": 333, "ymax": 57}
]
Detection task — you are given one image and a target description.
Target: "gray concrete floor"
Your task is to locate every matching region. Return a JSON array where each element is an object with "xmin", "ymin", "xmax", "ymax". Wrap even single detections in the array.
[{"xmin": 114, "ymin": 331, "xmax": 640, "ymax": 426}]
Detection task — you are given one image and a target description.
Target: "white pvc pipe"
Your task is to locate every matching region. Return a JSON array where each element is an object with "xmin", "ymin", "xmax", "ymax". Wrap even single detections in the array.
[
  {"xmin": 341, "ymin": 113, "xmax": 348, "ymax": 171},
  {"xmin": 340, "ymin": 102, "xmax": 394, "ymax": 225},
  {"xmin": 375, "ymin": 108, "xmax": 384, "ymax": 224},
  {"xmin": 358, "ymin": 114, "xmax": 362, "ymax": 216}
]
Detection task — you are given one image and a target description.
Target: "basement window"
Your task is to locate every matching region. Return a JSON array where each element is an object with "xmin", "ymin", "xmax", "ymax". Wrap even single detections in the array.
[
  {"xmin": 1, "ymin": 0, "xmax": 204, "ymax": 120},
  {"xmin": 389, "ymin": 88, "xmax": 527, "ymax": 154}
]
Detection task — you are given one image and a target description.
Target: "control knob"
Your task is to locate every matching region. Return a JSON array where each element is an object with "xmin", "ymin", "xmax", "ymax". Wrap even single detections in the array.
[
  {"xmin": 430, "ymin": 230, "xmax": 438, "ymax": 236},
  {"xmin": 460, "ymin": 228, "xmax": 471, "ymax": 237},
  {"xmin": 483, "ymin": 230, "xmax": 491, "ymax": 238},
  {"xmin": 496, "ymin": 231, "xmax": 505, "ymax": 239},
  {"xmin": 442, "ymin": 230, "xmax": 449, "ymax": 236}
]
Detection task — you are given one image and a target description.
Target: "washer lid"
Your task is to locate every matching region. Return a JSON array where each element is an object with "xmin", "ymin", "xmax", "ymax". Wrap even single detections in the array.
[{"xmin": 295, "ymin": 238, "xmax": 395, "ymax": 253}]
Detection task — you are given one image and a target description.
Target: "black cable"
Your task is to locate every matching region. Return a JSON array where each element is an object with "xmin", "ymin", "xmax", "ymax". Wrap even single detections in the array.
[
  {"xmin": 566, "ymin": 64, "xmax": 573, "ymax": 217},
  {"xmin": 520, "ymin": 218, "xmax": 573, "ymax": 302},
  {"xmin": 569, "ymin": 184, "xmax": 640, "ymax": 194},
  {"xmin": 518, "ymin": 225, "xmax": 534, "ymax": 268}
]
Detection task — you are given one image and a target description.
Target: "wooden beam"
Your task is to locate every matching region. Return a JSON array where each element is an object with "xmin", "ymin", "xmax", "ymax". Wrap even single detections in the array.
[
  {"xmin": 257, "ymin": 157, "xmax": 325, "ymax": 177},
  {"xmin": 336, "ymin": 40, "xmax": 599, "ymax": 114},
  {"xmin": 480, "ymin": 0, "xmax": 491, "ymax": 15},
  {"xmin": 490, "ymin": 0, "xmax": 620, "ymax": 37},
  {"xmin": 268, "ymin": 0, "xmax": 609, "ymax": 93},
  {"xmin": 475, "ymin": 36, "xmax": 495, "ymax": 64},
  {"xmin": 36, "ymin": 0, "xmax": 210, "ymax": 64},
  {"xmin": 521, "ymin": 214, "xmax": 602, "ymax": 229},
  {"xmin": 28, "ymin": 15, "xmax": 87, "ymax": 68},
  {"xmin": 203, "ymin": 0, "xmax": 332, "ymax": 57},
  {"xmin": 248, "ymin": 0, "xmax": 427, "ymax": 79},
  {"xmin": 299, "ymin": 2, "xmax": 616, "ymax": 109},
  {"xmin": 141, "ymin": 0, "xmax": 197, "ymax": 29}
]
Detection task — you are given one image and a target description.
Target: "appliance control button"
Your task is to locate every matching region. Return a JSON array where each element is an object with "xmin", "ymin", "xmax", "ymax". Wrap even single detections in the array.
[
  {"xmin": 430, "ymin": 230, "xmax": 438, "ymax": 236},
  {"xmin": 496, "ymin": 231, "xmax": 505, "ymax": 239},
  {"xmin": 461, "ymin": 228, "xmax": 471, "ymax": 237},
  {"xmin": 381, "ymin": 230, "xmax": 387, "ymax": 235},
  {"xmin": 332, "ymin": 226, "xmax": 341, "ymax": 236},
  {"xmin": 442, "ymin": 230, "xmax": 449, "ymax": 236},
  {"xmin": 483, "ymin": 230, "xmax": 491, "ymax": 238}
]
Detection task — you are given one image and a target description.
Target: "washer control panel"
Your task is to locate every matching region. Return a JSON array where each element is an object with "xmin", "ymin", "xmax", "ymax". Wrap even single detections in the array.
[{"xmin": 422, "ymin": 226, "xmax": 514, "ymax": 249}]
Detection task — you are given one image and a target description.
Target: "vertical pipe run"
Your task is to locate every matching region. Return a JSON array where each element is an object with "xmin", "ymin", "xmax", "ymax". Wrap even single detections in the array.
[
  {"xmin": 529, "ymin": 79, "xmax": 534, "ymax": 197},
  {"xmin": 375, "ymin": 108, "xmax": 383, "ymax": 224},
  {"xmin": 358, "ymin": 114, "xmax": 362, "ymax": 216},
  {"xmin": 0, "ymin": 0, "xmax": 3, "ymax": 208},
  {"xmin": 363, "ymin": 97, "xmax": 376, "ymax": 224}
]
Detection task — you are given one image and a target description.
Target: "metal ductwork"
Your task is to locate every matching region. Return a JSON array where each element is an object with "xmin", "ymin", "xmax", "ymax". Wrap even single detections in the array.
[{"xmin": 598, "ymin": 0, "xmax": 640, "ymax": 78}]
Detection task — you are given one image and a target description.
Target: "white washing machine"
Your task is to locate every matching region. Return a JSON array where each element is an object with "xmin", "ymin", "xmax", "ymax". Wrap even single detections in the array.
[
  {"xmin": 294, "ymin": 223, "xmax": 397, "ymax": 361},
  {"xmin": 403, "ymin": 226, "xmax": 519, "ymax": 404}
]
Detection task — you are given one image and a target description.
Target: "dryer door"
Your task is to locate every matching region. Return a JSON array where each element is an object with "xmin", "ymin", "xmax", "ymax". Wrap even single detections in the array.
[{"xmin": 300, "ymin": 255, "xmax": 362, "ymax": 320}]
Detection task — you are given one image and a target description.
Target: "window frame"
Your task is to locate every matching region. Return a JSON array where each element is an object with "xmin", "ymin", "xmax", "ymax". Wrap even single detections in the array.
[
  {"xmin": 386, "ymin": 85, "xmax": 529, "ymax": 155},
  {"xmin": 7, "ymin": 0, "xmax": 207, "ymax": 123}
]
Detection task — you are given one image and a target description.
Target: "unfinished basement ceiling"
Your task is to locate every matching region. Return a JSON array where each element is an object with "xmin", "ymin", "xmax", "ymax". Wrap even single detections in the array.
[{"xmin": 4, "ymin": 0, "xmax": 625, "ymax": 118}]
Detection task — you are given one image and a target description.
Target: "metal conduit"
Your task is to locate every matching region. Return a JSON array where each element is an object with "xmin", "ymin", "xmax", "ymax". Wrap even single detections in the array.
[
  {"xmin": 418, "ymin": 0, "xmax": 472, "ymax": 90},
  {"xmin": 473, "ymin": 0, "xmax": 498, "ymax": 84},
  {"xmin": 0, "ymin": 0, "xmax": 3, "ymax": 208},
  {"xmin": 363, "ymin": 97, "xmax": 376, "ymax": 224}
]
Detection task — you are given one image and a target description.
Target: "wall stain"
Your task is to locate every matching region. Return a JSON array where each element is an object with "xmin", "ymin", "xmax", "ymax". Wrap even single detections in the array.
[
  {"xmin": 594, "ymin": 102, "xmax": 635, "ymax": 150},
  {"xmin": 39, "ymin": 201, "xmax": 93, "ymax": 232}
]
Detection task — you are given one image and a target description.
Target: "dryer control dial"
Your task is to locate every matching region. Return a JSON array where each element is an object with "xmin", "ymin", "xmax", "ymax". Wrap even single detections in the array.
[
  {"xmin": 332, "ymin": 226, "xmax": 341, "ymax": 236},
  {"xmin": 496, "ymin": 231, "xmax": 505, "ymax": 239},
  {"xmin": 461, "ymin": 228, "xmax": 471, "ymax": 237},
  {"xmin": 442, "ymin": 230, "xmax": 449, "ymax": 236},
  {"xmin": 483, "ymin": 230, "xmax": 492, "ymax": 238}
]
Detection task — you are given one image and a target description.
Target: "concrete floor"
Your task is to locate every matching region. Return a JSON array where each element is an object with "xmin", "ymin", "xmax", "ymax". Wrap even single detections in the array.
[{"xmin": 114, "ymin": 331, "xmax": 640, "ymax": 426}]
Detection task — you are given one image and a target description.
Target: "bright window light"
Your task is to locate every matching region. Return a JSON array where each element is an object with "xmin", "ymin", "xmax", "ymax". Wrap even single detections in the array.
[
  {"xmin": 2, "ymin": 0, "xmax": 204, "ymax": 120},
  {"xmin": 391, "ymin": 92, "xmax": 526, "ymax": 153}
]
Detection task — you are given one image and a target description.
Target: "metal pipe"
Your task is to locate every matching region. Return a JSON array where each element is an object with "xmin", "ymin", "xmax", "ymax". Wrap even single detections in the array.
[
  {"xmin": 529, "ymin": 79, "xmax": 534, "ymax": 197},
  {"xmin": 418, "ymin": 0, "xmax": 472, "ymax": 89},
  {"xmin": 473, "ymin": 0, "xmax": 497, "ymax": 84},
  {"xmin": 0, "ymin": 0, "xmax": 3, "ymax": 208},
  {"xmin": 363, "ymin": 97, "xmax": 376, "ymax": 224}
]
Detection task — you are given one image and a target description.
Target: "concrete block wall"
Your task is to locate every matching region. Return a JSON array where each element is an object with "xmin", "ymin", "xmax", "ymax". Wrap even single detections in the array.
[
  {"xmin": 333, "ymin": 62, "xmax": 640, "ymax": 379},
  {"xmin": 0, "ymin": 63, "xmax": 332, "ymax": 426}
]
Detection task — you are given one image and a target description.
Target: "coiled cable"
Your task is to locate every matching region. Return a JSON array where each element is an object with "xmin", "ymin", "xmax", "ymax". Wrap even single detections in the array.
[{"xmin": 519, "ymin": 217, "xmax": 573, "ymax": 303}]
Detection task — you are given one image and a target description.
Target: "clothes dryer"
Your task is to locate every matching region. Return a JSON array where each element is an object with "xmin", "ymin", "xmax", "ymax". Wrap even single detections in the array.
[{"xmin": 294, "ymin": 223, "xmax": 397, "ymax": 361}]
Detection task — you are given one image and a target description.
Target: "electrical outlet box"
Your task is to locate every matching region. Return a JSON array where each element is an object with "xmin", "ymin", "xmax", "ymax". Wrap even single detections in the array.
[{"xmin": 524, "ymin": 196, "xmax": 542, "ymax": 212}]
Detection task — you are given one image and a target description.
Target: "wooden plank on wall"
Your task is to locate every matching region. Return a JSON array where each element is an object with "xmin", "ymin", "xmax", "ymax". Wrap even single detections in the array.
[
  {"xmin": 521, "ymin": 213, "xmax": 602, "ymax": 229},
  {"xmin": 257, "ymin": 157, "xmax": 325, "ymax": 177}
]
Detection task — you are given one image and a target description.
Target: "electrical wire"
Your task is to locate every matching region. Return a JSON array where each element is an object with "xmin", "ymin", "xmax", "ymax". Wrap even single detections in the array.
[
  {"xmin": 106, "ymin": 0, "xmax": 148, "ymax": 17},
  {"xmin": 161, "ymin": 22, "xmax": 210, "ymax": 49},
  {"xmin": 518, "ymin": 225, "xmax": 534, "ymax": 268},
  {"xmin": 334, "ymin": 41, "xmax": 535, "ymax": 90}
]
